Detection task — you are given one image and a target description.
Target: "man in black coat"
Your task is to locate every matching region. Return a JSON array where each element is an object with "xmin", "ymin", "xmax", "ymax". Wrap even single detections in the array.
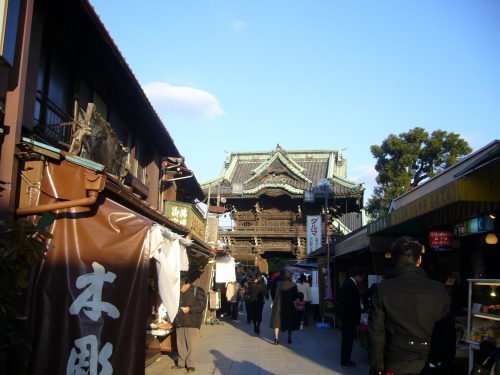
[
  {"xmin": 269, "ymin": 271, "xmax": 299, "ymax": 345},
  {"xmin": 172, "ymin": 276, "xmax": 207, "ymax": 373},
  {"xmin": 368, "ymin": 236, "xmax": 455, "ymax": 375},
  {"xmin": 337, "ymin": 268, "xmax": 365, "ymax": 367}
]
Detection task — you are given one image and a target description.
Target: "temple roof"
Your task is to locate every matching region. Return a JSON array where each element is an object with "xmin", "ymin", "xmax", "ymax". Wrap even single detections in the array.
[{"xmin": 202, "ymin": 144, "xmax": 364, "ymax": 199}]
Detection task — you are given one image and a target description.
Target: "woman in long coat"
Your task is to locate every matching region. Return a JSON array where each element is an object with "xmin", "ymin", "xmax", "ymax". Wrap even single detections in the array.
[
  {"xmin": 249, "ymin": 273, "xmax": 269, "ymax": 334},
  {"xmin": 269, "ymin": 271, "xmax": 299, "ymax": 345}
]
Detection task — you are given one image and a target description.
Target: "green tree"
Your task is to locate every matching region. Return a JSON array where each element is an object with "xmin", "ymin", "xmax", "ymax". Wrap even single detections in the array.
[
  {"xmin": 365, "ymin": 127, "xmax": 472, "ymax": 218},
  {"xmin": 0, "ymin": 186, "xmax": 55, "ymax": 358},
  {"xmin": 268, "ymin": 257, "xmax": 290, "ymax": 276}
]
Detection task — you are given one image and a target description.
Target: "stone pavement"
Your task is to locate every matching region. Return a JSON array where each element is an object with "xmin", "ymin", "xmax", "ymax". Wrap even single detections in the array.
[{"xmin": 146, "ymin": 299, "xmax": 371, "ymax": 375}]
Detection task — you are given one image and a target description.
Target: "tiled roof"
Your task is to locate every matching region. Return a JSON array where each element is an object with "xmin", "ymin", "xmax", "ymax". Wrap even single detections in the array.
[{"xmin": 202, "ymin": 145, "xmax": 364, "ymax": 198}]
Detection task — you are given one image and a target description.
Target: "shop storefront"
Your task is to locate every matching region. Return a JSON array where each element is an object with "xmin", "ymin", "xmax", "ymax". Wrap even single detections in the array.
[
  {"xmin": 12, "ymin": 144, "xmax": 214, "ymax": 374},
  {"xmin": 367, "ymin": 140, "xmax": 500, "ymax": 373}
]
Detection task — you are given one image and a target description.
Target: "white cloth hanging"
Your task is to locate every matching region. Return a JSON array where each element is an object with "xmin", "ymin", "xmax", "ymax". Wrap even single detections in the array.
[
  {"xmin": 150, "ymin": 225, "xmax": 191, "ymax": 323},
  {"xmin": 215, "ymin": 256, "xmax": 237, "ymax": 283}
]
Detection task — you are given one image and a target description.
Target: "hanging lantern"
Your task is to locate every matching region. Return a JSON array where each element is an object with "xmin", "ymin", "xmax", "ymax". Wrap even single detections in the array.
[{"xmin": 485, "ymin": 232, "xmax": 498, "ymax": 245}]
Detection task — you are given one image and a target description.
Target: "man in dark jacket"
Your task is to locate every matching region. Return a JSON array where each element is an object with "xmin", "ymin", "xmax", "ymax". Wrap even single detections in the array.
[
  {"xmin": 172, "ymin": 276, "xmax": 207, "ymax": 373},
  {"xmin": 337, "ymin": 268, "xmax": 365, "ymax": 367},
  {"xmin": 368, "ymin": 236, "xmax": 455, "ymax": 375}
]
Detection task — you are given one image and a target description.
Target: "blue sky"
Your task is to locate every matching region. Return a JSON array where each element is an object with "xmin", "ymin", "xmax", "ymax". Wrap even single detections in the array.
[{"xmin": 89, "ymin": 0, "xmax": 500, "ymax": 203}]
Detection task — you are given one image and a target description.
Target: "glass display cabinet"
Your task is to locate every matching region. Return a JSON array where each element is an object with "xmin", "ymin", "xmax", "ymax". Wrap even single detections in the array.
[{"xmin": 467, "ymin": 279, "xmax": 500, "ymax": 371}]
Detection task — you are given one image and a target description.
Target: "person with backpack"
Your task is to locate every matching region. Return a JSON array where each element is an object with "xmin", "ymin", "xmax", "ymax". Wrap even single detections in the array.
[
  {"xmin": 294, "ymin": 292, "xmax": 306, "ymax": 330},
  {"xmin": 296, "ymin": 274, "xmax": 312, "ymax": 327},
  {"xmin": 171, "ymin": 276, "xmax": 207, "ymax": 373}
]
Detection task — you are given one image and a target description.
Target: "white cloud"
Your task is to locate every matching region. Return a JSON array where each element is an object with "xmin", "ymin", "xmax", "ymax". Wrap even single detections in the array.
[
  {"xmin": 143, "ymin": 82, "xmax": 224, "ymax": 121},
  {"xmin": 350, "ymin": 164, "xmax": 378, "ymax": 201},
  {"xmin": 231, "ymin": 20, "xmax": 247, "ymax": 30}
]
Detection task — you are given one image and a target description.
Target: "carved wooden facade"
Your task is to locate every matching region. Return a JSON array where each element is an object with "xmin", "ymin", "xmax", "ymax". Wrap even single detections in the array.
[{"xmin": 202, "ymin": 145, "xmax": 365, "ymax": 273}]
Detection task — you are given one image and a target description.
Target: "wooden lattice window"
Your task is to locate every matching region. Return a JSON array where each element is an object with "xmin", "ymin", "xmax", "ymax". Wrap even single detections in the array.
[{"xmin": 266, "ymin": 220, "xmax": 291, "ymax": 228}]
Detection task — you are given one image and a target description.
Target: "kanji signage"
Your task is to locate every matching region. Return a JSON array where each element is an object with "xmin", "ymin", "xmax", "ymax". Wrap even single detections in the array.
[
  {"xmin": 428, "ymin": 231, "xmax": 453, "ymax": 247},
  {"xmin": 24, "ymin": 160, "xmax": 151, "ymax": 374},
  {"xmin": 307, "ymin": 215, "xmax": 322, "ymax": 254},
  {"xmin": 165, "ymin": 201, "xmax": 206, "ymax": 240}
]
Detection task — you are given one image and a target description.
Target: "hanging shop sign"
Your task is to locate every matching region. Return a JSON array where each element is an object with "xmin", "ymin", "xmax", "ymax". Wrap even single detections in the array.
[
  {"xmin": 428, "ymin": 231, "xmax": 453, "ymax": 247},
  {"xmin": 453, "ymin": 215, "xmax": 493, "ymax": 236},
  {"xmin": 25, "ymin": 160, "xmax": 151, "ymax": 374},
  {"xmin": 164, "ymin": 201, "xmax": 206, "ymax": 240},
  {"xmin": 307, "ymin": 215, "xmax": 322, "ymax": 254}
]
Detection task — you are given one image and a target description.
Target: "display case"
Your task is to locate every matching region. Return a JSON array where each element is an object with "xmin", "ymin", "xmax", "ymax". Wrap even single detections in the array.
[{"xmin": 467, "ymin": 279, "xmax": 500, "ymax": 371}]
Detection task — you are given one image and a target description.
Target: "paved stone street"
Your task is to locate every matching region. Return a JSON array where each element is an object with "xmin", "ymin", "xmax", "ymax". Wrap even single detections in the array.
[{"xmin": 146, "ymin": 299, "xmax": 370, "ymax": 375}]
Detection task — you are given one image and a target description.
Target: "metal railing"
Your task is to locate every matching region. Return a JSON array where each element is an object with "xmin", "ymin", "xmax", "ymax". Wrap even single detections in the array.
[
  {"xmin": 33, "ymin": 90, "xmax": 74, "ymax": 145},
  {"xmin": 218, "ymin": 225, "xmax": 308, "ymax": 236}
]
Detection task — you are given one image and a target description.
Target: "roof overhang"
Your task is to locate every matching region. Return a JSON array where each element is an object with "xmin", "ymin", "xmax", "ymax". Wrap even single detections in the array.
[
  {"xmin": 334, "ymin": 227, "xmax": 369, "ymax": 257},
  {"xmin": 392, "ymin": 140, "xmax": 500, "ymax": 210},
  {"xmin": 453, "ymin": 142, "xmax": 500, "ymax": 179},
  {"xmin": 368, "ymin": 163, "xmax": 500, "ymax": 237}
]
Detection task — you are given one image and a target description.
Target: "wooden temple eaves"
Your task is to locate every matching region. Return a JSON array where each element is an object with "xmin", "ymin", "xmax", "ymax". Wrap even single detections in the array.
[
  {"xmin": 202, "ymin": 145, "xmax": 365, "ymax": 271},
  {"xmin": 202, "ymin": 145, "xmax": 363, "ymax": 201}
]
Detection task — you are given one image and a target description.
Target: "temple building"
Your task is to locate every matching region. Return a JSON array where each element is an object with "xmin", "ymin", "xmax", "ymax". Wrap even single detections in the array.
[{"xmin": 202, "ymin": 145, "xmax": 365, "ymax": 273}]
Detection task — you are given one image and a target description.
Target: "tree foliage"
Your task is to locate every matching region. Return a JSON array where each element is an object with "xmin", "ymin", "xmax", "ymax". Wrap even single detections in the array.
[
  {"xmin": 268, "ymin": 257, "xmax": 291, "ymax": 276},
  {"xmin": 365, "ymin": 127, "xmax": 472, "ymax": 219},
  {"xmin": 0, "ymin": 207, "xmax": 55, "ymax": 357}
]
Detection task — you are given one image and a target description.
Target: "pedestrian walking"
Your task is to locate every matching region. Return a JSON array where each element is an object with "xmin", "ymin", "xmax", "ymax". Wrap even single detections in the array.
[
  {"xmin": 270, "ymin": 268, "xmax": 285, "ymax": 300},
  {"xmin": 249, "ymin": 273, "xmax": 269, "ymax": 334},
  {"xmin": 368, "ymin": 236, "xmax": 455, "ymax": 375},
  {"xmin": 171, "ymin": 276, "xmax": 207, "ymax": 373},
  {"xmin": 241, "ymin": 276, "xmax": 253, "ymax": 323},
  {"xmin": 337, "ymin": 268, "xmax": 365, "ymax": 367},
  {"xmin": 225, "ymin": 280, "xmax": 241, "ymax": 321},
  {"xmin": 270, "ymin": 270, "xmax": 299, "ymax": 345},
  {"xmin": 294, "ymin": 292, "xmax": 306, "ymax": 330},
  {"xmin": 296, "ymin": 273, "xmax": 312, "ymax": 327}
]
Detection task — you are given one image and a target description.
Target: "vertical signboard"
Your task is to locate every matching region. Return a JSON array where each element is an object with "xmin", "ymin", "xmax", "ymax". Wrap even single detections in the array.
[
  {"xmin": 164, "ymin": 201, "xmax": 206, "ymax": 240},
  {"xmin": 205, "ymin": 215, "xmax": 219, "ymax": 246},
  {"xmin": 307, "ymin": 215, "xmax": 322, "ymax": 254}
]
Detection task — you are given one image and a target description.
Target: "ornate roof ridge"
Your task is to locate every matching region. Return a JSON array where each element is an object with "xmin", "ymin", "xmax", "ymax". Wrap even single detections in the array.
[
  {"xmin": 243, "ymin": 180, "xmax": 304, "ymax": 195},
  {"xmin": 244, "ymin": 149, "xmax": 311, "ymax": 185},
  {"xmin": 223, "ymin": 149, "xmax": 345, "ymax": 156}
]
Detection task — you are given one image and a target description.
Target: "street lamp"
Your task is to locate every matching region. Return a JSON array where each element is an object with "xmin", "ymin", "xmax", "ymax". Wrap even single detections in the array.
[
  {"xmin": 304, "ymin": 178, "xmax": 333, "ymax": 329},
  {"xmin": 317, "ymin": 179, "xmax": 332, "ymax": 328}
]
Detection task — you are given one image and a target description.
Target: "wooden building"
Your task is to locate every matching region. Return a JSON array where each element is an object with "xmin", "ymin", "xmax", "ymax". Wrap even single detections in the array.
[
  {"xmin": 202, "ymin": 145, "xmax": 365, "ymax": 274},
  {"xmin": 0, "ymin": 1, "xmax": 213, "ymax": 373}
]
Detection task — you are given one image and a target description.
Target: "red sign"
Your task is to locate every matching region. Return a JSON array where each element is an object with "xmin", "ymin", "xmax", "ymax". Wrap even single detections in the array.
[{"xmin": 429, "ymin": 231, "xmax": 453, "ymax": 247}]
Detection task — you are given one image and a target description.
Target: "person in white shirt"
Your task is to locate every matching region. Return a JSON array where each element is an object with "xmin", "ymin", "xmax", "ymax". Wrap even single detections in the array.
[
  {"xmin": 296, "ymin": 274, "xmax": 312, "ymax": 329},
  {"xmin": 225, "ymin": 281, "xmax": 241, "ymax": 320}
]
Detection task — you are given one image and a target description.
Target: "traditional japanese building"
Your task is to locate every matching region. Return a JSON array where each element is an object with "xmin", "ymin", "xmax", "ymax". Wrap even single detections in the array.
[
  {"xmin": 0, "ymin": 1, "xmax": 213, "ymax": 373},
  {"xmin": 202, "ymin": 145, "xmax": 365, "ymax": 274}
]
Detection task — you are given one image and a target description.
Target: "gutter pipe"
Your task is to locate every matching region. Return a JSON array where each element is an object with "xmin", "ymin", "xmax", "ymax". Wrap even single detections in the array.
[{"xmin": 16, "ymin": 174, "xmax": 106, "ymax": 216}]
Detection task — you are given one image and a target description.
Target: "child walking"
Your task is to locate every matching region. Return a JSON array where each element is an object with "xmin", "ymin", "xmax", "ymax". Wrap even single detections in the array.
[{"xmin": 294, "ymin": 292, "xmax": 306, "ymax": 330}]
